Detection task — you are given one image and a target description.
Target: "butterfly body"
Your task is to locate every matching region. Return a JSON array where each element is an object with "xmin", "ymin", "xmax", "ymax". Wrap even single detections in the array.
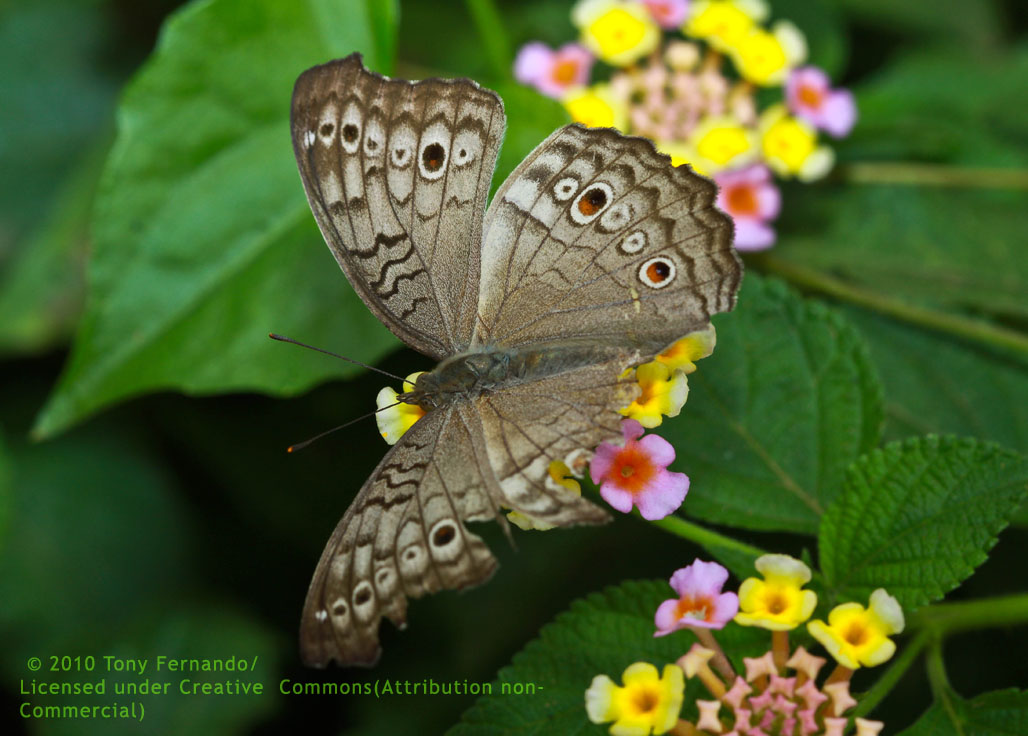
[{"xmin": 290, "ymin": 54, "xmax": 741, "ymax": 667}]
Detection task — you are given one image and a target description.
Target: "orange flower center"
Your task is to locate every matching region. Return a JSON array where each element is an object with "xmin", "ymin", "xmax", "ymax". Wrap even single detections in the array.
[
  {"xmin": 725, "ymin": 184, "xmax": 758, "ymax": 215},
  {"xmin": 631, "ymin": 686, "xmax": 660, "ymax": 713},
  {"xmin": 610, "ymin": 445, "xmax": 658, "ymax": 493},
  {"xmin": 764, "ymin": 591, "xmax": 788, "ymax": 615},
  {"xmin": 675, "ymin": 594, "xmax": 714, "ymax": 622},
  {"xmin": 551, "ymin": 59, "xmax": 578, "ymax": 84},
  {"xmin": 798, "ymin": 83, "xmax": 824, "ymax": 109},
  {"xmin": 844, "ymin": 622, "xmax": 869, "ymax": 646}
]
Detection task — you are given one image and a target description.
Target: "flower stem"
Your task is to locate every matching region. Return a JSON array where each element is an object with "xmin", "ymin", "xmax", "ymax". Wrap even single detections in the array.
[
  {"xmin": 839, "ymin": 162, "xmax": 1028, "ymax": 190},
  {"xmin": 696, "ymin": 629, "xmax": 736, "ymax": 681},
  {"xmin": 771, "ymin": 630, "xmax": 789, "ymax": 670},
  {"xmin": 911, "ymin": 592, "xmax": 1028, "ymax": 634},
  {"xmin": 650, "ymin": 514, "xmax": 765, "ymax": 560},
  {"xmin": 751, "ymin": 253, "xmax": 1028, "ymax": 356},
  {"xmin": 463, "ymin": 0, "xmax": 513, "ymax": 80},
  {"xmin": 925, "ymin": 639, "xmax": 963, "ymax": 728}
]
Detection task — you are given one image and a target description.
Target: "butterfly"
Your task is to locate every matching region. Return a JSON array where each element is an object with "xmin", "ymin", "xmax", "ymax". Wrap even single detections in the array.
[{"xmin": 290, "ymin": 54, "xmax": 741, "ymax": 667}]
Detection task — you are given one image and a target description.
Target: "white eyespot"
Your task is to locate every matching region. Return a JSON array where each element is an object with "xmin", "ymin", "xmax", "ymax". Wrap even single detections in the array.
[
  {"xmin": 304, "ymin": 130, "xmax": 316, "ymax": 149},
  {"xmin": 599, "ymin": 201, "xmax": 633, "ymax": 233},
  {"xmin": 315, "ymin": 609, "xmax": 328, "ymax": 622},
  {"xmin": 639, "ymin": 256, "xmax": 677, "ymax": 289},
  {"xmin": 428, "ymin": 519, "xmax": 461, "ymax": 562},
  {"xmin": 390, "ymin": 125, "xmax": 416, "ymax": 169},
  {"xmin": 451, "ymin": 129, "xmax": 482, "ymax": 168},
  {"xmin": 570, "ymin": 182, "xmax": 614, "ymax": 225},
  {"xmin": 351, "ymin": 581, "xmax": 376, "ymax": 622},
  {"xmin": 374, "ymin": 567, "xmax": 397, "ymax": 595},
  {"xmin": 417, "ymin": 122, "xmax": 451, "ymax": 180},
  {"xmin": 363, "ymin": 116, "xmax": 385, "ymax": 157},
  {"xmin": 339, "ymin": 103, "xmax": 362, "ymax": 154},
  {"xmin": 620, "ymin": 230, "xmax": 647, "ymax": 254},
  {"xmin": 399, "ymin": 544, "xmax": 427, "ymax": 576},
  {"xmin": 316, "ymin": 103, "xmax": 338, "ymax": 147},
  {"xmin": 553, "ymin": 177, "xmax": 579, "ymax": 201},
  {"xmin": 329, "ymin": 598, "xmax": 348, "ymax": 622}
]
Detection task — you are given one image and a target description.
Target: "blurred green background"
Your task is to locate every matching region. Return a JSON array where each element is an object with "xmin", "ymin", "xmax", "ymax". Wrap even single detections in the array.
[{"xmin": 1, "ymin": 0, "xmax": 1026, "ymax": 733}]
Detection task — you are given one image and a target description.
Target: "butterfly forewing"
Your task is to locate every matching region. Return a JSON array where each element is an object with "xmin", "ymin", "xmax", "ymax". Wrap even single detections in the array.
[
  {"xmin": 290, "ymin": 54, "xmax": 505, "ymax": 357},
  {"xmin": 475, "ymin": 125, "xmax": 740, "ymax": 353}
]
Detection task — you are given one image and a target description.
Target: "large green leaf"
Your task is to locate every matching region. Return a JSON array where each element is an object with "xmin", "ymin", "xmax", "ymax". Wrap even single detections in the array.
[
  {"xmin": 34, "ymin": 0, "xmax": 569, "ymax": 439},
  {"xmin": 450, "ymin": 580, "xmax": 766, "ymax": 736},
  {"xmin": 843, "ymin": 307, "xmax": 1028, "ymax": 452},
  {"xmin": 665, "ymin": 276, "xmax": 883, "ymax": 534},
  {"xmin": 898, "ymin": 689, "xmax": 1028, "ymax": 736},
  {"xmin": 32, "ymin": 0, "xmax": 396, "ymax": 438},
  {"xmin": 819, "ymin": 436, "xmax": 1028, "ymax": 611},
  {"xmin": 771, "ymin": 49, "xmax": 1028, "ymax": 324}
]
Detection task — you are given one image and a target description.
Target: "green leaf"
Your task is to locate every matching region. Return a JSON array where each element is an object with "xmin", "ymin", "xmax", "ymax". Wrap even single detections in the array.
[
  {"xmin": 819, "ymin": 436, "xmax": 1028, "ymax": 610},
  {"xmin": 843, "ymin": 307, "xmax": 1028, "ymax": 452},
  {"xmin": 772, "ymin": 49, "xmax": 1028, "ymax": 325},
  {"xmin": 449, "ymin": 580, "xmax": 766, "ymax": 736},
  {"xmin": 0, "ymin": 137, "xmax": 106, "ymax": 355},
  {"xmin": 665, "ymin": 276, "xmax": 883, "ymax": 534},
  {"xmin": 832, "ymin": 0, "xmax": 1003, "ymax": 51},
  {"xmin": 34, "ymin": 0, "xmax": 570, "ymax": 439},
  {"xmin": 33, "ymin": 0, "xmax": 398, "ymax": 439},
  {"xmin": 0, "ymin": 431, "xmax": 9, "ymax": 547},
  {"xmin": 898, "ymin": 689, "xmax": 1028, "ymax": 736}
]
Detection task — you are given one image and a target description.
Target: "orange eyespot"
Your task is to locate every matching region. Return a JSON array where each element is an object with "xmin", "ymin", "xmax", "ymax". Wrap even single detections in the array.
[
  {"xmin": 647, "ymin": 261, "xmax": 670, "ymax": 282},
  {"xmin": 577, "ymin": 187, "xmax": 607, "ymax": 216},
  {"xmin": 422, "ymin": 142, "xmax": 445, "ymax": 172}
]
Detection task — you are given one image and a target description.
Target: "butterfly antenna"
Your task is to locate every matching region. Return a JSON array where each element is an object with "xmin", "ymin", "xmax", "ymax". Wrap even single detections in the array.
[
  {"xmin": 287, "ymin": 402, "xmax": 402, "ymax": 453},
  {"xmin": 268, "ymin": 333, "xmax": 404, "ymax": 381}
]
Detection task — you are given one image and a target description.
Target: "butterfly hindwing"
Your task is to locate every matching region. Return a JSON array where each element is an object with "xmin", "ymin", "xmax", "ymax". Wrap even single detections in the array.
[
  {"xmin": 300, "ymin": 407, "xmax": 500, "ymax": 667},
  {"xmin": 475, "ymin": 124, "xmax": 740, "ymax": 355},
  {"xmin": 291, "ymin": 54, "xmax": 505, "ymax": 357}
]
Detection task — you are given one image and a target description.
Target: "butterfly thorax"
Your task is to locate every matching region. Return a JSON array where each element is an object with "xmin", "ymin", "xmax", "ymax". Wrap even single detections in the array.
[{"xmin": 401, "ymin": 343, "xmax": 632, "ymax": 412}]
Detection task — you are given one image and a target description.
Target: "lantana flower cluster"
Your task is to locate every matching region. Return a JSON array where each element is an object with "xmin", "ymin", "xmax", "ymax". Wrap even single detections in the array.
[
  {"xmin": 375, "ymin": 329, "xmax": 718, "ymax": 529},
  {"xmin": 515, "ymin": 0, "xmax": 856, "ymax": 251},
  {"xmin": 587, "ymin": 554, "xmax": 904, "ymax": 735}
]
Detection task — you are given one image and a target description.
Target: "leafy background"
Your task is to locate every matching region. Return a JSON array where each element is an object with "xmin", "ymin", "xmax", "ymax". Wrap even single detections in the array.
[{"xmin": 0, "ymin": 0, "xmax": 1025, "ymax": 733}]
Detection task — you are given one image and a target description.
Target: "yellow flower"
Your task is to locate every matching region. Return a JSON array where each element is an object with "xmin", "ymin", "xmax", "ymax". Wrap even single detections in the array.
[
  {"xmin": 375, "ymin": 372, "xmax": 426, "ymax": 445},
  {"xmin": 688, "ymin": 116, "xmax": 757, "ymax": 174},
  {"xmin": 759, "ymin": 104, "xmax": 834, "ymax": 181},
  {"xmin": 731, "ymin": 21, "xmax": 806, "ymax": 86},
  {"xmin": 574, "ymin": 0, "xmax": 660, "ymax": 66},
  {"xmin": 585, "ymin": 662, "xmax": 684, "ymax": 735},
  {"xmin": 507, "ymin": 461, "xmax": 582, "ymax": 531},
  {"xmin": 683, "ymin": 0, "xmax": 768, "ymax": 52},
  {"xmin": 620, "ymin": 361, "xmax": 689, "ymax": 429},
  {"xmin": 656, "ymin": 325, "xmax": 717, "ymax": 374},
  {"xmin": 565, "ymin": 84, "xmax": 628, "ymax": 130},
  {"xmin": 807, "ymin": 589, "xmax": 905, "ymax": 669},
  {"xmin": 734, "ymin": 554, "xmax": 818, "ymax": 631}
]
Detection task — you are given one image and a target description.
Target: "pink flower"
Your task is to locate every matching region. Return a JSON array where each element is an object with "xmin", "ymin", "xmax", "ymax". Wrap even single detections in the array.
[
  {"xmin": 714, "ymin": 164, "xmax": 781, "ymax": 251},
  {"xmin": 514, "ymin": 42, "xmax": 594, "ymax": 99},
  {"xmin": 589, "ymin": 419, "xmax": 689, "ymax": 520},
  {"xmin": 785, "ymin": 66, "xmax": 857, "ymax": 138},
  {"xmin": 642, "ymin": 0, "xmax": 691, "ymax": 29},
  {"xmin": 655, "ymin": 560, "xmax": 739, "ymax": 635}
]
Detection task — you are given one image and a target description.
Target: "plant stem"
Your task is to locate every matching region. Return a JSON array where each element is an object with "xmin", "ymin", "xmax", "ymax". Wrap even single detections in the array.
[
  {"xmin": 925, "ymin": 640, "xmax": 964, "ymax": 731},
  {"xmin": 463, "ymin": 0, "xmax": 513, "ymax": 80},
  {"xmin": 853, "ymin": 630, "xmax": 929, "ymax": 719},
  {"xmin": 840, "ymin": 162, "xmax": 1028, "ymax": 190},
  {"xmin": 650, "ymin": 514, "xmax": 765, "ymax": 559},
  {"xmin": 752, "ymin": 253, "xmax": 1028, "ymax": 356},
  {"xmin": 911, "ymin": 593, "xmax": 1028, "ymax": 634}
]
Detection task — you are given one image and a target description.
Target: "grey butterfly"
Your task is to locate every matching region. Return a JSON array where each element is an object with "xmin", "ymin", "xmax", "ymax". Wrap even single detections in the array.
[{"xmin": 290, "ymin": 53, "xmax": 741, "ymax": 667}]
